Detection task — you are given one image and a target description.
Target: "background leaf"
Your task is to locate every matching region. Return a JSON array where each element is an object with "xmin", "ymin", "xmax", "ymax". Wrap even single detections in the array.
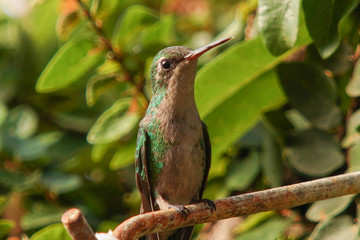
[
  {"xmin": 284, "ymin": 128, "xmax": 344, "ymax": 177},
  {"xmin": 278, "ymin": 63, "xmax": 342, "ymax": 130},
  {"xmin": 36, "ymin": 38, "xmax": 105, "ymax": 93},
  {"xmin": 258, "ymin": 0, "xmax": 300, "ymax": 55},
  {"xmin": 306, "ymin": 195, "xmax": 355, "ymax": 222},
  {"xmin": 87, "ymin": 98, "xmax": 140, "ymax": 144},
  {"xmin": 30, "ymin": 223, "xmax": 71, "ymax": 240},
  {"xmin": 303, "ymin": 0, "xmax": 359, "ymax": 58},
  {"xmin": 0, "ymin": 219, "xmax": 15, "ymax": 238}
]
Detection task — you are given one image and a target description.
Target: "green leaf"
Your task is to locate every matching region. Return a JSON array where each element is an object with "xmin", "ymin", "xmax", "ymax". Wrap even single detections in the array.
[
  {"xmin": 306, "ymin": 43, "xmax": 352, "ymax": 76},
  {"xmin": 41, "ymin": 172, "xmax": 82, "ymax": 194},
  {"xmin": 284, "ymin": 128, "xmax": 344, "ymax": 177},
  {"xmin": 91, "ymin": 143, "xmax": 113, "ymax": 162},
  {"xmin": 236, "ymin": 217, "xmax": 290, "ymax": 240},
  {"xmin": 306, "ymin": 195, "xmax": 355, "ymax": 222},
  {"xmin": 4, "ymin": 105, "xmax": 38, "ymax": 139},
  {"xmin": 87, "ymin": 98, "xmax": 140, "ymax": 144},
  {"xmin": 303, "ymin": 0, "xmax": 359, "ymax": 58},
  {"xmin": 258, "ymin": 0, "xmax": 300, "ymax": 55},
  {"xmin": 261, "ymin": 127, "xmax": 283, "ymax": 187},
  {"xmin": 90, "ymin": 0, "xmax": 121, "ymax": 20},
  {"xmin": 109, "ymin": 139, "xmax": 136, "ymax": 170},
  {"xmin": 262, "ymin": 109, "xmax": 294, "ymax": 137},
  {"xmin": 278, "ymin": 63, "xmax": 342, "ymax": 130},
  {"xmin": 22, "ymin": 203, "xmax": 65, "ymax": 231},
  {"xmin": 285, "ymin": 109, "xmax": 311, "ymax": 131},
  {"xmin": 36, "ymin": 38, "xmax": 105, "ymax": 93},
  {"xmin": 15, "ymin": 132, "xmax": 63, "ymax": 161},
  {"xmin": 86, "ymin": 74, "xmax": 119, "ymax": 107},
  {"xmin": 309, "ymin": 215, "xmax": 354, "ymax": 240},
  {"xmin": 234, "ymin": 211, "xmax": 276, "ymax": 234},
  {"xmin": 225, "ymin": 151, "xmax": 261, "ymax": 191},
  {"xmin": 341, "ymin": 109, "xmax": 360, "ymax": 147},
  {"xmin": 0, "ymin": 102, "xmax": 8, "ymax": 127},
  {"xmin": 0, "ymin": 219, "xmax": 15, "ymax": 238},
  {"xmin": 30, "ymin": 223, "xmax": 71, "ymax": 240},
  {"xmin": 348, "ymin": 142, "xmax": 360, "ymax": 171},
  {"xmin": 346, "ymin": 59, "xmax": 360, "ymax": 97},
  {"xmin": 140, "ymin": 15, "xmax": 176, "ymax": 49},
  {"xmin": 203, "ymin": 70, "xmax": 286, "ymax": 161},
  {"xmin": 112, "ymin": 5, "xmax": 158, "ymax": 50},
  {"xmin": 195, "ymin": 14, "xmax": 311, "ymax": 161},
  {"xmin": 56, "ymin": 11, "xmax": 80, "ymax": 41}
]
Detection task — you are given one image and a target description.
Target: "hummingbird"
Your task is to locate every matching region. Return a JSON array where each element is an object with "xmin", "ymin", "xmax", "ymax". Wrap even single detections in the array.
[{"xmin": 135, "ymin": 37, "xmax": 233, "ymax": 240}]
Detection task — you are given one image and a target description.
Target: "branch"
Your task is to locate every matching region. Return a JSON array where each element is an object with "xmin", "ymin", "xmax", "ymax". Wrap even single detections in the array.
[
  {"xmin": 62, "ymin": 172, "xmax": 360, "ymax": 240},
  {"xmin": 62, "ymin": 208, "xmax": 97, "ymax": 240},
  {"xmin": 75, "ymin": 0, "xmax": 150, "ymax": 104},
  {"xmin": 112, "ymin": 171, "xmax": 360, "ymax": 240}
]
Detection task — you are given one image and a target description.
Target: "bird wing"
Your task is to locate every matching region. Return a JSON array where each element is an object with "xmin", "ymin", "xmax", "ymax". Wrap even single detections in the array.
[
  {"xmin": 135, "ymin": 127, "xmax": 155, "ymax": 213},
  {"xmin": 199, "ymin": 121, "xmax": 212, "ymax": 199},
  {"xmin": 135, "ymin": 127, "xmax": 160, "ymax": 240}
]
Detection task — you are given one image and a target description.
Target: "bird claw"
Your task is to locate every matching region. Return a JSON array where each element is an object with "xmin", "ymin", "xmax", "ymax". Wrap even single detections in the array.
[
  {"xmin": 201, "ymin": 199, "xmax": 216, "ymax": 213},
  {"xmin": 169, "ymin": 205, "xmax": 190, "ymax": 219}
]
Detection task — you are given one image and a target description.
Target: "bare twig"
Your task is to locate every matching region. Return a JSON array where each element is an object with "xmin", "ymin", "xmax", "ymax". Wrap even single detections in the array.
[
  {"xmin": 111, "ymin": 171, "xmax": 360, "ymax": 240},
  {"xmin": 75, "ymin": 0, "xmax": 150, "ymax": 104},
  {"xmin": 62, "ymin": 208, "xmax": 97, "ymax": 240},
  {"xmin": 75, "ymin": 0, "xmax": 122, "ymax": 65}
]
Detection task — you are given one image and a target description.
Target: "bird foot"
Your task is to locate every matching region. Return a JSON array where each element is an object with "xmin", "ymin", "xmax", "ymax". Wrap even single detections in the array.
[
  {"xmin": 168, "ymin": 204, "xmax": 190, "ymax": 219},
  {"xmin": 199, "ymin": 198, "xmax": 216, "ymax": 213}
]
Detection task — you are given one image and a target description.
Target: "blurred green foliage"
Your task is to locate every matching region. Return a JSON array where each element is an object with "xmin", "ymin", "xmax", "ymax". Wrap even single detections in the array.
[{"xmin": 0, "ymin": 0, "xmax": 360, "ymax": 239}]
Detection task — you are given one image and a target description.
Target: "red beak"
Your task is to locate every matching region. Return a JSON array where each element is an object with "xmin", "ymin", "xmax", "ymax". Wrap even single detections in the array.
[{"xmin": 184, "ymin": 36, "xmax": 234, "ymax": 60}]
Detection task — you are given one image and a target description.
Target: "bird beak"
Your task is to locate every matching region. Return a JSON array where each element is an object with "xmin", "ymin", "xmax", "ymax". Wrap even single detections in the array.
[{"xmin": 184, "ymin": 36, "xmax": 234, "ymax": 60}]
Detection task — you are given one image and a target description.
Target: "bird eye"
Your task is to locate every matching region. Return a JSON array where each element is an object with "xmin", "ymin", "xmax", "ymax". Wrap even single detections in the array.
[{"xmin": 161, "ymin": 59, "xmax": 171, "ymax": 70}]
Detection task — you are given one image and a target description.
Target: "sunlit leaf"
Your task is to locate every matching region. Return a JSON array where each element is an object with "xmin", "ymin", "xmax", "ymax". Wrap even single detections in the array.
[
  {"xmin": 112, "ymin": 5, "xmax": 157, "ymax": 51},
  {"xmin": 0, "ymin": 219, "xmax": 15, "ymax": 238},
  {"xmin": 30, "ymin": 223, "xmax": 71, "ymax": 240},
  {"xmin": 258, "ymin": 0, "xmax": 300, "ymax": 55},
  {"xmin": 348, "ymin": 142, "xmax": 360, "ymax": 171},
  {"xmin": 284, "ymin": 128, "xmax": 344, "ymax": 177},
  {"xmin": 86, "ymin": 74, "xmax": 119, "ymax": 107},
  {"xmin": 346, "ymin": 59, "xmax": 360, "ymax": 97},
  {"xmin": 109, "ymin": 139, "xmax": 136, "ymax": 170},
  {"xmin": 56, "ymin": 11, "xmax": 80, "ymax": 41},
  {"xmin": 303, "ymin": 0, "xmax": 359, "ymax": 58},
  {"xmin": 91, "ymin": 143, "xmax": 113, "ymax": 163},
  {"xmin": 306, "ymin": 195, "xmax": 355, "ymax": 222},
  {"xmin": 87, "ymin": 98, "xmax": 140, "ymax": 144},
  {"xmin": 234, "ymin": 211, "xmax": 276, "ymax": 234},
  {"xmin": 278, "ymin": 63, "xmax": 342, "ymax": 130},
  {"xmin": 36, "ymin": 38, "xmax": 105, "ymax": 93},
  {"xmin": 235, "ymin": 217, "xmax": 290, "ymax": 240},
  {"xmin": 0, "ymin": 102, "xmax": 8, "ymax": 127},
  {"xmin": 309, "ymin": 215, "xmax": 354, "ymax": 240},
  {"xmin": 341, "ymin": 109, "xmax": 360, "ymax": 147},
  {"xmin": 196, "ymin": 15, "xmax": 311, "ymax": 161},
  {"xmin": 90, "ymin": 0, "xmax": 121, "ymax": 20},
  {"xmin": 140, "ymin": 15, "xmax": 176, "ymax": 49}
]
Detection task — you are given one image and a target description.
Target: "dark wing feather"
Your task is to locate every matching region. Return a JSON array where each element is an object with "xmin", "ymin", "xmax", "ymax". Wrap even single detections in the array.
[
  {"xmin": 135, "ymin": 128, "xmax": 155, "ymax": 213},
  {"xmin": 135, "ymin": 128, "xmax": 159, "ymax": 240},
  {"xmin": 199, "ymin": 121, "xmax": 212, "ymax": 199}
]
